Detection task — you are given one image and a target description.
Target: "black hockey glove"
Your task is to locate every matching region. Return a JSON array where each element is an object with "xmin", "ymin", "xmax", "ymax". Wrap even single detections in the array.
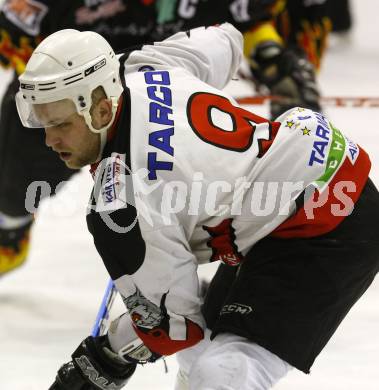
[
  {"xmin": 49, "ymin": 335, "xmax": 136, "ymax": 390},
  {"xmin": 250, "ymin": 41, "xmax": 321, "ymax": 119}
]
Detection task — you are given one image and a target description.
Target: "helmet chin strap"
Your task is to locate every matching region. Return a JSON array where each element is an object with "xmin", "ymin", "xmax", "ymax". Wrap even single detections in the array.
[{"xmin": 82, "ymin": 97, "xmax": 119, "ymax": 162}]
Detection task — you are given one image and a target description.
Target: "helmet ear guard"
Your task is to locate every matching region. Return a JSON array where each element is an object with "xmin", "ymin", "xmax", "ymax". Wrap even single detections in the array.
[
  {"xmin": 82, "ymin": 95, "xmax": 120, "ymax": 134},
  {"xmin": 16, "ymin": 29, "xmax": 123, "ymax": 134}
]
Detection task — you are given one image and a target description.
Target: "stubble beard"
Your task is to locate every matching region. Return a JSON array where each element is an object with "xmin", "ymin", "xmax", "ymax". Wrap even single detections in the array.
[{"xmin": 65, "ymin": 141, "xmax": 100, "ymax": 169}]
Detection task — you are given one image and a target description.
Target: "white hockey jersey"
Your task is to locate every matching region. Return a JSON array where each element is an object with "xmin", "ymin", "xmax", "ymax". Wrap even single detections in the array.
[{"xmin": 87, "ymin": 23, "xmax": 371, "ymax": 357}]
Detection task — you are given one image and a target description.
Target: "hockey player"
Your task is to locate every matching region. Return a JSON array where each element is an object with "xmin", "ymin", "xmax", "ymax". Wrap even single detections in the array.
[
  {"xmin": 0, "ymin": 0, "xmax": 262, "ymax": 276},
  {"xmin": 0, "ymin": 0, "xmax": 156, "ymax": 275},
  {"xmin": 17, "ymin": 23, "xmax": 379, "ymax": 389},
  {"xmin": 0, "ymin": 0, "xmax": 326, "ymax": 277},
  {"xmin": 244, "ymin": 0, "xmax": 331, "ymax": 118}
]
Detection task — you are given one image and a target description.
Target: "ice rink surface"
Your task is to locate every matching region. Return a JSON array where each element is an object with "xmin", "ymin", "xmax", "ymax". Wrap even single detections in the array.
[{"xmin": 0, "ymin": 1, "xmax": 378, "ymax": 389}]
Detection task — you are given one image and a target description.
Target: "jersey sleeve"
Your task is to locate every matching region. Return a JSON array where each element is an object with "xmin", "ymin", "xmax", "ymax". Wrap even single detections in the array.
[
  {"xmin": 125, "ymin": 23, "xmax": 243, "ymax": 90},
  {"xmin": 87, "ymin": 161, "xmax": 205, "ymax": 358},
  {"xmin": 117, "ymin": 223, "xmax": 205, "ymax": 356},
  {"xmin": 93, "ymin": 219, "xmax": 205, "ymax": 357}
]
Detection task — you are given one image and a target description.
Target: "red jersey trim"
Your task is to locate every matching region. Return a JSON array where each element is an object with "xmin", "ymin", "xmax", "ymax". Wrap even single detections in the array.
[{"xmin": 272, "ymin": 146, "xmax": 371, "ymax": 238}]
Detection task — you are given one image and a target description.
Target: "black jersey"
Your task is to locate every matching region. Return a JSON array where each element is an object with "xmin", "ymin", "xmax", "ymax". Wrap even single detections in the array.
[
  {"xmin": 150, "ymin": 0, "xmax": 266, "ymax": 41},
  {"xmin": 0, "ymin": 0, "xmax": 155, "ymax": 73}
]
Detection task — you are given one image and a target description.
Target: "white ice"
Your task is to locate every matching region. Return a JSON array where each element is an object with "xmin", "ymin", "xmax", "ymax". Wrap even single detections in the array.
[{"xmin": 0, "ymin": 0, "xmax": 378, "ymax": 389}]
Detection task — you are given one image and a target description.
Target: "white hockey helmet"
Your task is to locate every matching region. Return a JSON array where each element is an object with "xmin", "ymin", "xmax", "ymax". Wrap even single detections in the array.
[{"xmin": 16, "ymin": 29, "xmax": 123, "ymax": 134}]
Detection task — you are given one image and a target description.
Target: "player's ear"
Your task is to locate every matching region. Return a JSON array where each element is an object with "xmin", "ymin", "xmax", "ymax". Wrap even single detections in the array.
[{"xmin": 91, "ymin": 98, "xmax": 113, "ymax": 130}]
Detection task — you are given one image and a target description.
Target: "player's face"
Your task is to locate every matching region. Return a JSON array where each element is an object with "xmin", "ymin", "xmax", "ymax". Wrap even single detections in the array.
[{"xmin": 35, "ymin": 100, "xmax": 101, "ymax": 169}]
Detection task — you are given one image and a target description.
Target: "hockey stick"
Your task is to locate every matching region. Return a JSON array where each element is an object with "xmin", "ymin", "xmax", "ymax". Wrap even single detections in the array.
[
  {"xmin": 91, "ymin": 279, "xmax": 118, "ymax": 337},
  {"xmin": 236, "ymin": 95, "xmax": 379, "ymax": 108},
  {"xmin": 90, "ymin": 279, "xmax": 172, "ymax": 375}
]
